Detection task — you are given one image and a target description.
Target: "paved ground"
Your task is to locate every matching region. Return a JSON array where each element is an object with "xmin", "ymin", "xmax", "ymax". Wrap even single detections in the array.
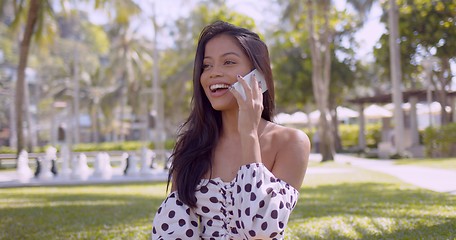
[
  {"xmin": 309, "ymin": 153, "xmax": 456, "ymax": 195},
  {"xmin": 1, "ymin": 154, "xmax": 455, "ymax": 195}
]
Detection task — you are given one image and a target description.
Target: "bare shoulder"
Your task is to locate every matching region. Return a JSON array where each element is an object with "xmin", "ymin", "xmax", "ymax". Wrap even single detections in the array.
[{"xmin": 268, "ymin": 123, "xmax": 311, "ymax": 190}]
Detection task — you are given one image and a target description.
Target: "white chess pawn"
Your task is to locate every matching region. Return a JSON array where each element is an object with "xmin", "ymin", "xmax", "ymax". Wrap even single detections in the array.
[
  {"xmin": 125, "ymin": 153, "xmax": 139, "ymax": 176},
  {"xmin": 72, "ymin": 153, "xmax": 90, "ymax": 180},
  {"xmin": 16, "ymin": 150, "xmax": 33, "ymax": 181},
  {"xmin": 140, "ymin": 147, "xmax": 153, "ymax": 175},
  {"xmin": 37, "ymin": 156, "xmax": 54, "ymax": 180},
  {"xmin": 102, "ymin": 152, "xmax": 112, "ymax": 179}
]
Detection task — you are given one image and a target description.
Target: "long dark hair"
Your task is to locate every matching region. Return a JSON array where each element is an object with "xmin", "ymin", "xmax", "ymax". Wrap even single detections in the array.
[{"xmin": 168, "ymin": 21, "xmax": 275, "ymax": 207}]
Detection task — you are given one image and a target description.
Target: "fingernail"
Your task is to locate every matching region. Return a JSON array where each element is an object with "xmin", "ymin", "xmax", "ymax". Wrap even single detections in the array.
[{"xmin": 237, "ymin": 75, "xmax": 241, "ymax": 78}]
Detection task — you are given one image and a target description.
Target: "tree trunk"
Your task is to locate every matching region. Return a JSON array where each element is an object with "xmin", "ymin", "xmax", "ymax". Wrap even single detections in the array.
[
  {"xmin": 15, "ymin": 0, "xmax": 41, "ymax": 157},
  {"xmin": 307, "ymin": 0, "xmax": 335, "ymax": 161},
  {"xmin": 388, "ymin": 0, "xmax": 405, "ymax": 154}
]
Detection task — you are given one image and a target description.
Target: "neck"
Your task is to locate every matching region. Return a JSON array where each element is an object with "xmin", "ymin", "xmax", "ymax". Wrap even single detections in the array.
[{"xmin": 220, "ymin": 109, "xmax": 239, "ymax": 138}]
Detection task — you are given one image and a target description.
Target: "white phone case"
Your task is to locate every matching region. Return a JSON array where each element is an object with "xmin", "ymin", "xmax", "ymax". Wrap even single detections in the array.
[{"xmin": 232, "ymin": 69, "xmax": 267, "ymax": 100}]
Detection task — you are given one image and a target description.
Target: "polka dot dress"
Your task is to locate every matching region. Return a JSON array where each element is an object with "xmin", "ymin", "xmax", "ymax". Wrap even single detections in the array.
[{"xmin": 152, "ymin": 163, "xmax": 299, "ymax": 240}]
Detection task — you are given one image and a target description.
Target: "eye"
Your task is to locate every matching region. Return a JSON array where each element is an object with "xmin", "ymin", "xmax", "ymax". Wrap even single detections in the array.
[
  {"xmin": 202, "ymin": 63, "xmax": 211, "ymax": 70},
  {"xmin": 224, "ymin": 60, "xmax": 236, "ymax": 65}
]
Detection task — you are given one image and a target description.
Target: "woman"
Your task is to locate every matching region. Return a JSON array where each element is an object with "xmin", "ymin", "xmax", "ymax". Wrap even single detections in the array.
[{"xmin": 152, "ymin": 21, "xmax": 310, "ymax": 239}]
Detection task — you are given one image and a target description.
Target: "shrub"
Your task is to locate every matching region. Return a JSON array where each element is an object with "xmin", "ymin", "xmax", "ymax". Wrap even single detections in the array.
[{"xmin": 423, "ymin": 123, "xmax": 456, "ymax": 157}]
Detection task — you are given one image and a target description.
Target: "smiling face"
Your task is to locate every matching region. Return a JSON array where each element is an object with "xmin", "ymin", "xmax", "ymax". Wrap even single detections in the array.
[{"xmin": 200, "ymin": 34, "xmax": 253, "ymax": 111}]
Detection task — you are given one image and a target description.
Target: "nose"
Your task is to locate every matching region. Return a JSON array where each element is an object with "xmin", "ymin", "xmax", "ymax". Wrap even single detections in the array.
[{"xmin": 209, "ymin": 65, "xmax": 223, "ymax": 78}]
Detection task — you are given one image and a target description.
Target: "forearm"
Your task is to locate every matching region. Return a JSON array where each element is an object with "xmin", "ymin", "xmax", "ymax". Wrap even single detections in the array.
[{"xmin": 240, "ymin": 132, "xmax": 262, "ymax": 164}]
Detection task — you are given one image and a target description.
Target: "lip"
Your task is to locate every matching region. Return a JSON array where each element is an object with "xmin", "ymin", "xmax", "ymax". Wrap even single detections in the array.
[
  {"xmin": 207, "ymin": 82, "xmax": 232, "ymax": 98},
  {"xmin": 209, "ymin": 88, "xmax": 230, "ymax": 97}
]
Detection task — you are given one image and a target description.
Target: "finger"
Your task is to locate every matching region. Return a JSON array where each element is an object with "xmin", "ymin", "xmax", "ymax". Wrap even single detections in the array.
[
  {"xmin": 229, "ymin": 84, "xmax": 244, "ymax": 103},
  {"xmin": 237, "ymin": 75, "xmax": 253, "ymax": 100},
  {"xmin": 251, "ymin": 73, "xmax": 260, "ymax": 96}
]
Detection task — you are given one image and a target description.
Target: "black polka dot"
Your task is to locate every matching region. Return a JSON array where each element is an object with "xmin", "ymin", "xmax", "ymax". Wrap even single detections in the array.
[
  {"xmin": 245, "ymin": 183, "xmax": 252, "ymax": 192},
  {"xmin": 152, "ymin": 227, "xmax": 156, "ymax": 234},
  {"xmin": 252, "ymin": 170, "xmax": 256, "ymax": 177},
  {"xmin": 261, "ymin": 222, "xmax": 268, "ymax": 230},
  {"xmin": 176, "ymin": 199, "xmax": 183, "ymax": 206},
  {"xmin": 157, "ymin": 206, "xmax": 162, "ymax": 214},
  {"xmin": 237, "ymin": 185, "xmax": 241, "ymax": 193},
  {"xmin": 279, "ymin": 201, "xmax": 284, "ymax": 209},
  {"xmin": 245, "ymin": 207, "xmax": 251, "ymax": 216},
  {"xmin": 202, "ymin": 206, "xmax": 210, "ymax": 213},
  {"xmin": 259, "ymin": 200, "xmax": 265, "ymax": 208},
  {"xmin": 256, "ymin": 180, "xmax": 262, "ymax": 188},
  {"xmin": 210, "ymin": 197, "xmax": 218, "ymax": 203},
  {"xmin": 212, "ymin": 231, "xmax": 219, "ymax": 237},
  {"xmin": 236, "ymin": 220, "xmax": 241, "ymax": 228},
  {"xmin": 249, "ymin": 230, "xmax": 256, "ymax": 237},
  {"xmin": 191, "ymin": 220, "xmax": 198, "ymax": 227},
  {"xmin": 200, "ymin": 186, "xmax": 208, "ymax": 193},
  {"xmin": 279, "ymin": 221, "xmax": 284, "ymax": 229},
  {"xmin": 161, "ymin": 223, "xmax": 169, "ymax": 231},
  {"xmin": 250, "ymin": 192, "xmax": 256, "ymax": 201},
  {"xmin": 178, "ymin": 219, "xmax": 185, "ymax": 227},
  {"xmin": 271, "ymin": 210, "xmax": 278, "ymax": 219},
  {"xmin": 207, "ymin": 219, "xmax": 213, "ymax": 226},
  {"xmin": 168, "ymin": 210, "xmax": 175, "ymax": 218},
  {"xmin": 266, "ymin": 187, "xmax": 273, "ymax": 194},
  {"xmin": 270, "ymin": 232, "xmax": 278, "ymax": 238},
  {"xmin": 186, "ymin": 229, "xmax": 194, "ymax": 237}
]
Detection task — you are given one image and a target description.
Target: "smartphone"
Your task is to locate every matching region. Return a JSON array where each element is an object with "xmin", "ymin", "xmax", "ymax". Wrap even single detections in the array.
[{"xmin": 232, "ymin": 69, "xmax": 268, "ymax": 100}]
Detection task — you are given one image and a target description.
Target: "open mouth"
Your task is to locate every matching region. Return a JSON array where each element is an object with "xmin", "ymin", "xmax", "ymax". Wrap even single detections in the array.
[{"xmin": 209, "ymin": 83, "xmax": 231, "ymax": 93}]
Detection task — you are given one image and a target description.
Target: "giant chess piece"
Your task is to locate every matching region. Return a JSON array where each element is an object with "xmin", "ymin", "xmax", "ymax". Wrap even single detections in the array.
[
  {"xmin": 16, "ymin": 150, "xmax": 33, "ymax": 181},
  {"xmin": 164, "ymin": 151, "xmax": 173, "ymax": 170},
  {"xmin": 37, "ymin": 156, "xmax": 54, "ymax": 180},
  {"xmin": 93, "ymin": 152, "xmax": 104, "ymax": 178},
  {"xmin": 34, "ymin": 157, "xmax": 41, "ymax": 178},
  {"xmin": 101, "ymin": 152, "xmax": 112, "ymax": 179},
  {"xmin": 59, "ymin": 144, "xmax": 71, "ymax": 179},
  {"xmin": 71, "ymin": 153, "xmax": 90, "ymax": 180},
  {"xmin": 125, "ymin": 153, "xmax": 139, "ymax": 176},
  {"xmin": 93, "ymin": 152, "xmax": 112, "ymax": 179},
  {"xmin": 140, "ymin": 147, "xmax": 154, "ymax": 175},
  {"xmin": 45, "ymin": 146, "xmax": 58, "ymax": 176}
]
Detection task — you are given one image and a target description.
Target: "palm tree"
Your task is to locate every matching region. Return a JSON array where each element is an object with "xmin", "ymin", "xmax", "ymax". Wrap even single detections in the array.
[{"xmin": 12, "ymin": 0, "xmax": 44, "ymax": 156}]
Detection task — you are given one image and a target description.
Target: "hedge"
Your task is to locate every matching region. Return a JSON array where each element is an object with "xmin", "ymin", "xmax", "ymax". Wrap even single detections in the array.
[{"xmin": 423, "ymin": 123, "xmax": 456, "ymax": 157}]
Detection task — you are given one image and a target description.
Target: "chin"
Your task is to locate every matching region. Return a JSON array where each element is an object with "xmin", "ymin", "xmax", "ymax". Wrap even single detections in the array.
[{"xmin": 210, "ymin": 100, "xmax": 237, "ymax": 112}]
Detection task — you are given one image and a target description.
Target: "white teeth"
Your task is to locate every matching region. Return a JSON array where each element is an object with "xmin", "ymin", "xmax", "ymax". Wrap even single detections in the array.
[{"xmin": 210, "ymin": 84, "xmax": 230, "ymax": 91}]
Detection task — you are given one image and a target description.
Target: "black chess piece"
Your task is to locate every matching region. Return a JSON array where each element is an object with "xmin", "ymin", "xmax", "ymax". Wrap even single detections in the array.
[
  {"xmin": 51, "ymin": 159, "xmax": 58, "ymax": 175},
  {"xmin": 34, "ymin": 157, "xmax": 41, "ymax": 177},
  {"xmin": 123, "ymin": 156, "xmax": 130, "ymax": 175}
]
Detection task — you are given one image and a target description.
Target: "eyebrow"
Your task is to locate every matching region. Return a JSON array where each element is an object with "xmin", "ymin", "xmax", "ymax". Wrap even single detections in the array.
[{"xmin": 204, "ymin": 51, "xmax": 242, "ymax": 59}]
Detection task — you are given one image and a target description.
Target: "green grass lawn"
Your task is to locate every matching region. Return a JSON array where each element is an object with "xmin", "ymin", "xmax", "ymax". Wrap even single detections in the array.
[
  {"xmin": 393, "ymin": 158, "xmax": 456, "ymax": 170},
  {"xmin": 1, "ymin": 162, "xmax": 455, "ymax": 239}
]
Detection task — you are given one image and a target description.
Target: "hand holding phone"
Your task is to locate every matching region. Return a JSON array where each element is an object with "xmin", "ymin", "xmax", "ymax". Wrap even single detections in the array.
[{"xmin": 232, "ymin": 69, "xmax": 267, "ymax": 100}]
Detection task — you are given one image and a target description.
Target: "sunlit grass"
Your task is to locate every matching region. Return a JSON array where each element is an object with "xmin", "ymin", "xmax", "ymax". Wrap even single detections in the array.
[
  {"xmin": 1, "ymin": 162, "xmax": 455, "ymax": 239},
  {"xmin": 393, "ymin": 158, "xmax": 456, "ymax": 170}
]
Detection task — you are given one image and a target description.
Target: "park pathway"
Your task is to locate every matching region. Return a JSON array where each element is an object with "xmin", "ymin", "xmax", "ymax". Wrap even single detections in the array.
[{"xmin": 309, "ymin": 153, "xmax": 456, "ymax": 195}]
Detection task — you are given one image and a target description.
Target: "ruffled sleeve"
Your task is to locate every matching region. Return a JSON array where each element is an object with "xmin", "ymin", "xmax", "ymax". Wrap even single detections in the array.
[
  {"xmin": 232, "ymin": 163, "xmax": 299, "ymax": 239},
  {"xmin": 151, "ymin": 192, "xmax": 200, "ymax": 240}
]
